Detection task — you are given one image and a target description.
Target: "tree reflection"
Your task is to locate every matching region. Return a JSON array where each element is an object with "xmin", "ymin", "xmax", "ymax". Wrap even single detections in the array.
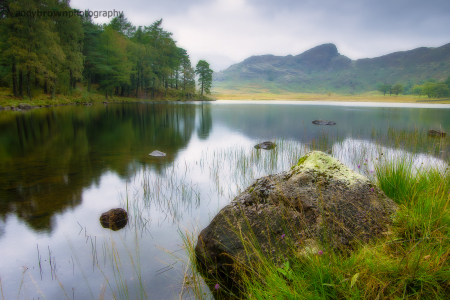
[
  {"xmin": 0, "ymin": 103, "xmax": 206, "ymax": 232},
  {"xmin": 197, "ymin": 103, "xmax": 213, "ymax": 139}
]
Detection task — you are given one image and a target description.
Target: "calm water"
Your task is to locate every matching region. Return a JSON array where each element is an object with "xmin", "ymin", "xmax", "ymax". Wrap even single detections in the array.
[{"xmin": 0, "ymin": 101, "xmax": 449, "ymax": 299}]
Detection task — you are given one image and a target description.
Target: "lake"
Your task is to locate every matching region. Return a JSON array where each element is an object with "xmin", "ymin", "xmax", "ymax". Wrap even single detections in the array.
[{"xmin": 0, "ymin": 100, "xmax": 449, "ymax": 299}]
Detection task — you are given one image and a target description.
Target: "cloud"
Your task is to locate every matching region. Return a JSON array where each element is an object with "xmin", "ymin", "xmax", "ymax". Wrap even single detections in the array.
[{"xmin": 71, "ymin": 0, "xmax": 450, "ymax": 70}]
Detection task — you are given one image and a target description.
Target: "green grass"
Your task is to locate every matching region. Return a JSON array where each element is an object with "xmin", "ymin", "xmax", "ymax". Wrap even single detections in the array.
[{"xmin": 0, "ymin": 85, "xmax": 213, "ymax": 108}]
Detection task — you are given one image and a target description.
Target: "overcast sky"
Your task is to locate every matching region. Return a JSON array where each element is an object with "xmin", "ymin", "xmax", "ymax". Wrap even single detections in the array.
[{"xmin": 71, "ymin": 0, "xmax": 450, "ymax": 71}]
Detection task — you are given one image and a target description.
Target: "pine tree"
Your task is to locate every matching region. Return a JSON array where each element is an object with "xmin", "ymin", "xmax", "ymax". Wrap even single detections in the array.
[
  {"xmin": 97, "ymin": 26, "xmax": 131, "ymax": 99},
  {"xmin": 81, "ymin": 14, "xmax": 102, "ymax": 92},
  {"xmin": 195, "ymin": 60, "xmax": 213, "ymax": 96},
  {"xmin": 54, "ymin": 0, "xmax": 84, "ymax": 92}
]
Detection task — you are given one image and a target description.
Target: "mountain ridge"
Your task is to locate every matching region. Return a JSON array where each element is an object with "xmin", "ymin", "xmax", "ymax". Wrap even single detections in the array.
[{"xmin": 213, "ymin": 43, "xmax": 450, "ymax": 93}]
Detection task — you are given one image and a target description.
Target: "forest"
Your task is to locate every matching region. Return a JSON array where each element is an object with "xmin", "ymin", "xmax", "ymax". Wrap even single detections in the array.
[{"xmin": 0, "ymin": 0, "xmax": 211, "ymax": 101}]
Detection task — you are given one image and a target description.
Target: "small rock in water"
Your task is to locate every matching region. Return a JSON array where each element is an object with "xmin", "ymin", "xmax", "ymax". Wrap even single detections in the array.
[
  {"xmin": 312, "ymin": 120, "xmax": 336, "ymax": 125},
  {"xmin": 254, "ymin": 141, "xmax": 277, "ymax": 150},
  {"xmin": 18, "ymin": 103, "xmax": 33, "ymax": 110},
  {"xmin": 100, "ymin": 208, "xmax": 128, "ymax": 231},
  {"xmin": 428, "ymin": 129, "xmax": 446, "ymax": 137},
  {"xmin": 149, "ymin": 150, "xmax": 166, "ymax": 157}
]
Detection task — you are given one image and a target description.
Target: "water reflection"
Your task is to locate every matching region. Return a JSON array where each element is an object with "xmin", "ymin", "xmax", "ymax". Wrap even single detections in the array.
[
  {"xmin": 0, "ymin": 103, "xmax": 202, "ymax": 232},
  {"xmin": 209, "ymin": 102, "xmax": 450, "ymax": 144},
  {"xmin": 0, "ymin": 101, "xmax": 448, "ymax": 300}
]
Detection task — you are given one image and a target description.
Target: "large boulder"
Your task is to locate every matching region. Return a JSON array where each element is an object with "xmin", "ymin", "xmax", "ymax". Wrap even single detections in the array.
[{"xmin": 195, "ymin": 151, "xmax": 397, "ymax": 284}]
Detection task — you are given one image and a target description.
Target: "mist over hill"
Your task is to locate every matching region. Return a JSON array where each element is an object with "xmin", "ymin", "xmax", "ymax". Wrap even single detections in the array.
[{"xmin": 213, "ymin": 43, "xmax": 450, "ymax": 94}]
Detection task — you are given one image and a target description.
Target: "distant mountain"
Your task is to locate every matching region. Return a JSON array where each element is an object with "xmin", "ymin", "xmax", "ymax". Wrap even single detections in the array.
[{"xmin": 213, "ymin": 43, "xmax": 450, "ymax": 93}]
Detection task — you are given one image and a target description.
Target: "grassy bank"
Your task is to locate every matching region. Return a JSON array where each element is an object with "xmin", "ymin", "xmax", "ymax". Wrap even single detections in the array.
[
  {"xmin": 211, "ymin": 89, "xmax": 450, "ymax": 103},
  {"xmin": 3, "ymin": 86, "xmax": 449, "ymax": 107},
  {"xmin": 0, "ymin": 86, "xmax": 213, "ymax": 109},
  {"xmin": 181, "ymin": 131, "xmax": 450, "ymax": 299}
]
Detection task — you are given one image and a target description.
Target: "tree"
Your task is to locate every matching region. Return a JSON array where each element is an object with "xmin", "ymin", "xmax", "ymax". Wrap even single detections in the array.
[
  {"xmin": 376, "ymin": 83, "xmax": 391, "ymax": 96},
  {"xmin": 434, "ymin": 83, "xmax": 449, "ymax": 98},
  {"xmin": 422, "ymin": 82, "xmax": 436, "ymax": 98},
  {"xmin": 179, "ymin": 48, "xmax": 195, "ymax": 98},
  {"xmin": 412, "ymin": 85, "xmax": 423, "ymax": 98},
  {"xmin": 2, "ymin": 0, "xmax": 66, "ymax": 100},
  {"xmin": 195, "ymin": 60, "xmax": 213, "ymax": 96},
  {"xmin": 54, "ymin": 1, "xmax": 84, "ymax": 92},
  {"xmin": 97, "ymin": 26, "xmax": 132, "ymax": 99},
  {"xmin": 391, "ymin": 84, "xmax": 403, "ymax": 96},
  {"xmin": 109, "ymin": 14, "xmax": 135, "ymax": 37},
  {"xmin": 0, "ymin": 3, "xmax": 195, "ymax": 101},
  {"xmin": 81, "ymin": 15, "xmax": 102, "ymax": 92}
]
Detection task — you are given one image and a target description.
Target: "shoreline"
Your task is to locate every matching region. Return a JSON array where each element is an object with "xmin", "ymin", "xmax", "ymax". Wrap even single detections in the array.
[
  {"xmin": 1, "ymin": 89, "xmax": 450, "ymax": 111},
  {"xmin": 0, "ymin": 93, "xmax": 214, "ymax": 112},
  {"xmin": 211, "ymin": 91, "xmax": 450, "ymax": 104},
  {"xmin": 211, "ymin": 99, "xmax": 450, "ymax": 108},
  {"xmin": 3, "ymin": 98, "xmax": 450, "ymax": 112}
]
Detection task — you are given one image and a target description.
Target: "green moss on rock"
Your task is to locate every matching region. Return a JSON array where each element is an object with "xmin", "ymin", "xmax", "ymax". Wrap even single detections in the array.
[{"xmin": 292, "ymin": 155, "xmax": 308, "ymax": 169}]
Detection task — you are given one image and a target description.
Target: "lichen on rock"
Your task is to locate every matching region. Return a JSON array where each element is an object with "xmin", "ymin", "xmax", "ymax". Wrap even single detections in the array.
[{"xmin": 292, "ymin": 150, "xmax": 367, "ymax": 186}]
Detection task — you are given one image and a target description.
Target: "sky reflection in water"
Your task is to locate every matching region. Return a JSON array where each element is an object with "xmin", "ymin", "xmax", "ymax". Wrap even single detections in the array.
[{"xmin": 0, "ymin": 101, "xmax": 448, "ymax": 299}]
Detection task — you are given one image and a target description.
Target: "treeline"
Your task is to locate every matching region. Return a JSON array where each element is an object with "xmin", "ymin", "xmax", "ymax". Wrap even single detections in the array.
[
  {"xmin": 376, "ymin": 76, "xmax": 450, "ymax": 98},
  {"xmin": 0, "ymin": 0, "xmax": 207, "ymax": 100}
]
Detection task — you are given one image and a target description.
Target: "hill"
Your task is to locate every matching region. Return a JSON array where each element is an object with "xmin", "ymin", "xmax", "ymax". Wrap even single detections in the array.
[{"xmin": 212, "ymin": 43, "xmax": 450, "ymax": 94}]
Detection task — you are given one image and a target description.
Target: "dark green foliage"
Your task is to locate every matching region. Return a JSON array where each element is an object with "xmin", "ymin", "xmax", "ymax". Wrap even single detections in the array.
[
  {"xmin": 434, "ymin": 83, "xmax": 450, "ymax": 98},
  {"xmin": 195, "ymin": 60, "xmax": 213, "ymax": 95},
  {"xmin": 421, "ymin": 82, "xmax": 450, "ymax": 98},
  {"xmin": 412, "ymin": 85, "xmax": 423, "ymax": 97},
  {"xmin": 0, "ymin": 1, "xmax": 196, "ymax": 99},
  {"xmin": 109, "ymin": 14, "xmax": 135, "ymax": 37},
  {"xmin": 377, "ymin": 83, "xmax": 391, "ymax": 96},
  {"xmin": 391, "ymin": 84, "xmax": 403, "ymax": 96}
]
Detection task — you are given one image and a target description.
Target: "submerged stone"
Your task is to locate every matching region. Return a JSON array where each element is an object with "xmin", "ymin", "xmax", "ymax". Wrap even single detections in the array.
[
  {"xmin": 195, "ymin": 151, "xmax": 397, "ymax": 285},
  {"xmin": 312, "ymin": 119, "xmax": 336, "ymax": 125},
  {"xmin": 149, "ymin": 150, "xmax": 166, "ymax": 157},
  {"xmin": 254, "ymin": 141, "xmax": 277, "ymax": 150},
  {"xmin": 428, "ymin": 129, "xmax": 446, "ymax": 137},
  {"xmin": 18, "ymin": 103, "xmax": 33, "ymax": 110}
]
